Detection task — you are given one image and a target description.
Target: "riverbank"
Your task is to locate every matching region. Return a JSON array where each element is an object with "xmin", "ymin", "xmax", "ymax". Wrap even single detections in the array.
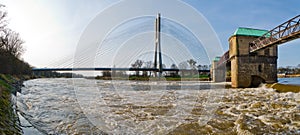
[
  {"xmin": 0, "ymin": 74, "xmax": 34, "ymax": 134},
  {"xmin": 278, "ymin": 74, "xmax": 300, "ymax": 78},
  {"xmin": 0, "ymin": 74, "xmax": 25, "ymax": 134}
]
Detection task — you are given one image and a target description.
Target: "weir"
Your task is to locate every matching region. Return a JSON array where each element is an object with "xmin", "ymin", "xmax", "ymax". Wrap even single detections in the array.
[
  {"xmin": 229, "ymin": 28, "xmax": 278, "ymax": 87},
  {"xmin": 213, "ymin": 14, "xmax": 300, "ymax": 88}
]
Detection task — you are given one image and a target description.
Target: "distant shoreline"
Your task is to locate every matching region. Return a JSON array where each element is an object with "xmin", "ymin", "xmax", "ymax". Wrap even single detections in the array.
[
  {"xmin": 278, "ymin": 74, "xmax": 300, "ymax": 78},
  {"xmin": 92, "ymin": 75, "xmax": 211, "ymax": 81}
]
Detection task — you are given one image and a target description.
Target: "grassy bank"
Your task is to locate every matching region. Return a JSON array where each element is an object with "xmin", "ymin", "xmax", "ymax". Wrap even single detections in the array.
[
  {"xmin": 266, "ymin": 83, "xmax": 300, "ymax": 93},
  {"xmin": 0, "ymin": 74, "xmax": 24, "ymax": 134}
]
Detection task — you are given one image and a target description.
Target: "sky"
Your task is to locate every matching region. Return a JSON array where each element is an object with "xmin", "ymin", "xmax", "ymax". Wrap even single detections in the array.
[{"xmin": 1, "ymin": 0, "xmax": 300, "ymax": 68}]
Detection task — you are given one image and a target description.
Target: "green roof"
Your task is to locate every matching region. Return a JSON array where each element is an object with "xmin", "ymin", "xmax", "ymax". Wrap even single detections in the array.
[
  {"xmin": 233, "ymin": 27, "xmax": 269, "ymax": 37},
  {"xmin": 213, "ymin": 57, "xmax": 221, "ymax": 62}
]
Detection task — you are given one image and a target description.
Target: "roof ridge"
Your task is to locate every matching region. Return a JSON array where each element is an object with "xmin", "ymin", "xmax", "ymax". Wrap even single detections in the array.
[
  {"xmin": 237, "ymin": 27, "xmax": 268, "ymax": 31},
  {"xmin": 233, "ymin": 27, "xmax": 268, "ymax": 37}
]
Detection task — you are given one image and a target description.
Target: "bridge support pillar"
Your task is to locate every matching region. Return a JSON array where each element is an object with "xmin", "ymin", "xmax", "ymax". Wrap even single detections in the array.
[
  {"xmin": 211, "ymin": 57, "xmax": 226, "ymax": 82},
  {"xmin": 229, "ymin": 28, "xmax": 278, "ymax": 88}
]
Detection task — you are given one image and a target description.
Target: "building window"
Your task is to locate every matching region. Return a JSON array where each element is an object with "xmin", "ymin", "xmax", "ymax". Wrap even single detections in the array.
[{"xmin": 258, "ymin": 65, "xmax": 262, "ymax": 72}]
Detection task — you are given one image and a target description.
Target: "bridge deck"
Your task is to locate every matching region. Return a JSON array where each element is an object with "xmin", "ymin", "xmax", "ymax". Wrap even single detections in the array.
[
  {"xmin": 32, "ymin": 68, "xmax": 210, "ymax": 72},
  {"xmin": 250, "ymin": 14, "xmax": 300, "ymax": 53}
]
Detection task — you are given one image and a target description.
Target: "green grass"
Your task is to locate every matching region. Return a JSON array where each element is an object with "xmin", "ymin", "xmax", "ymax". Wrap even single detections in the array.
[
  {"xmin": 0, "ymin": 74, "xmax": 16, "ymax": 93},
  {"xmin": 0, "ymin": 74, "xmax": 14, "ymax": 83},
  {"xmin": 0, "ymin": 74, "xmax": 23, "ymax": 134},
  {"xmin": 0, "ymin": 79, "xmax": 12, "ymax": 90},
  {"xmin": 129, "ymin": 76, "xmax": 150, "ymax": 81},
  {"xmin": 0, "ymin": 84, "xmax": 22, "ymax": 134}
]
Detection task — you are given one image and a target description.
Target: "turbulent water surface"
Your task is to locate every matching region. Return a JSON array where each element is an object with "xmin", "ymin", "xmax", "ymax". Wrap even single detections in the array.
[{"xmin": 17, "ymin": 78, "xmax": 300, "ymax": 134}]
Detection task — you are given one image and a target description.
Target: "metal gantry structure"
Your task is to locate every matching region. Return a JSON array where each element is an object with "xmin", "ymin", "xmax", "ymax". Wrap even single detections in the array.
[
  {"xmin": 216, "ymin": 51, "xmax": 229, "ymax": 66},
  {"xmin": 250, "ymin": 14, "xmax": 300, "ymax": 53}
]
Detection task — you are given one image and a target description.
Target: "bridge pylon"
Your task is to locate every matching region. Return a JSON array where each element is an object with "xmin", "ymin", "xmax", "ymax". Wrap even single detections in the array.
[{"xmin": 153, "ymin": 13, "xmax": 163, "ymax": 77}]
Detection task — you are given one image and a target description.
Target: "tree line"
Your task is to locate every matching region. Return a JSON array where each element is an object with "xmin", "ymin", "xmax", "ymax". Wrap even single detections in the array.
[
  {"xmin": 132, "ymin": 59, "xmax": 210, "ymax": 77},
  {"xmin": 278, "ymin": 65, "xmax": 300, "ymax": 75},
  {"xmin": 0, "ymin": 4, "xmax": 31, "ymax": 75},
  {"xmin": 101, "ymin": 59, "xmax": 210, "ymax": 78}
]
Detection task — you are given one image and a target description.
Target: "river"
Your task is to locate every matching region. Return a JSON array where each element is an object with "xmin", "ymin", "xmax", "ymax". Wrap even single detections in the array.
[
  {"xmin": 17, "ymin": 78, "xmax": 300, "ymax": 134},
  {"xmin": 279, "ymin": 77, "xmax": 300, "ymax": 86}
]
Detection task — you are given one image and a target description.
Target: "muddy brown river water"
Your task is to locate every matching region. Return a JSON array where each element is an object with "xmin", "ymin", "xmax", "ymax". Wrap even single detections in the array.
[{"xmin": 17, "ymin": 78, "xmax": 299, "ymax": 134}]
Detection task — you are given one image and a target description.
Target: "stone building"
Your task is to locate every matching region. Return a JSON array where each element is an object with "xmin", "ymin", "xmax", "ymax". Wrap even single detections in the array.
[{"xmin": 229, "ymin": 27, "xmax": 278, "ymax": 87}]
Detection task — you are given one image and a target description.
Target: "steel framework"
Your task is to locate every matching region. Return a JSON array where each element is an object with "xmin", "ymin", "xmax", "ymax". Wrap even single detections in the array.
[
  {"xmin": 217, "ymin": 51, "xmax": 229, "ymax": 66},
  {"xmin": 250, "ymin": 15, "xmax": 300, "ymax": 53}
]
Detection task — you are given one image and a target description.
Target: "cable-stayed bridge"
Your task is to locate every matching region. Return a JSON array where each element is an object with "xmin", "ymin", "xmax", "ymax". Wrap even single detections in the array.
[
  {"xmin": 32, "ymin": 14, "xmax": 210, "ymax": 74},
  {"xmin": 33, "ymin": 13, "xmax": 300, "ymax": 88}
]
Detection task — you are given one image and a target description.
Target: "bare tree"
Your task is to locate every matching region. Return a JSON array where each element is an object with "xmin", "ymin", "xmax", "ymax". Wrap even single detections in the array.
[
  {"xmin": 0, "ymin": 4, "xmax": 30, "ymax": 75},
  {"xmin": 0, "ymin": 5, "xmax": 25, "ymax": 58},
  {"xmin": 131, "ymin": 59, "xmax": 143, "ymax": 68},
  {"xmin": 187, "ymin": 59, "xmax": 197, "ymax": 76},
  {"xmin": 143, "ymin": 61, "xmax": 153, "ymax": 76},
  {"xmin": 0, "ymin": 29, "xmax": 25, "ymax": 58},
  {"xmin": 144, "ymin": 61, "xmax": 153, "ymax": 68},
  {"xmin": 131, "ymin": 59, "xmax": 143, "ymax": 76},
  {"xmin": 187, "ymin": 59, "xmax": 197, "ymax": 69}
]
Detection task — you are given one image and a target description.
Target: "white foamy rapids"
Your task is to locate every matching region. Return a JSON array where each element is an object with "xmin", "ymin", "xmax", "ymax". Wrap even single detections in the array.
[
  {"xmin": 17, "ymin": 78, "xmax": 300, "ymax": 134},
  {"xmin": 221, "ymin": 87, "xmax": 300, "ymax": 134},
  {"xmin": 73, "ymin": 79, "xmax": 224, "ymax": 134}
]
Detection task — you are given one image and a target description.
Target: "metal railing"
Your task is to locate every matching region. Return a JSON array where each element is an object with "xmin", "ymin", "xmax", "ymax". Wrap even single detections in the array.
[
  {"xmin": 217, "ymin": 51, "xmax": 229, "ymax": 67},
  {"xmin": 250, "ymin": 15, "xmax": 300, "ymax": 53}
]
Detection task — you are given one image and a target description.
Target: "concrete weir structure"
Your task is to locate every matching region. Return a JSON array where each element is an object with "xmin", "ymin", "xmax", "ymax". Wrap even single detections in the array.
[
  {"xmin": 229, "ymin": 27, "xmax": 278, "ymax": 87},
  {"xmin": 212, "ymin": 27, "xmax": 278, "ymax": 87},
  {"xmin": 212, "ymin": 15, "xmax": 300, "ymax": 88}
]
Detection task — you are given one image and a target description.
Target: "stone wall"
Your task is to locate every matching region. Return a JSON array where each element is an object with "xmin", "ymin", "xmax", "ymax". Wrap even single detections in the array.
[
  {"xmin": 229, "ymin": 35, "xmax": 278, "ymax": 88},
  {"xmin": 211, "ymin": 60, "xmax": 226, "ymax": 82}
]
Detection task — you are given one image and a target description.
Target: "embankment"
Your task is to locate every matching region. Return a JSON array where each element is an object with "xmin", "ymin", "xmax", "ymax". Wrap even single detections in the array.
[{"xmin": 0, "ymin": 74, "xmax": 29, "ymax": 134}]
